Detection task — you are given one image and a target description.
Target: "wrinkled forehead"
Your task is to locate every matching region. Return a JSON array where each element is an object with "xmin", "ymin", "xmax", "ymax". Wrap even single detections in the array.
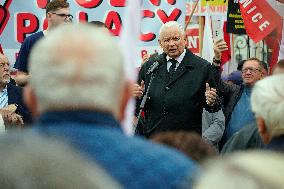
[
  {"xmin": 0, "ymin": 54, "xmax": 8, "ymax": 64},
  {"xmin": 243, "ymin": 60, "xmax": 260, "ymax": 68},
  {"xmin": 159, "ymin": 26, "xmax": 183, "ymax": 39}
]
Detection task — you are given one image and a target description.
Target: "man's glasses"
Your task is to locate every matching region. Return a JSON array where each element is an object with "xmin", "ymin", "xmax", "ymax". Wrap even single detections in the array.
[
  {"xmin": 241, "ymin": 67, "xmax": 261, "ymax": 73},
  {"xmin": 50, "ymin": 12, "xmax": 73, "ymax": 21}
]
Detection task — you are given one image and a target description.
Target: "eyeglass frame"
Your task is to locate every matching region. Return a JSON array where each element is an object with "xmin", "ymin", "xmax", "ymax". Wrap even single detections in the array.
[
  {"xmin": 50, "ymin": 12, "xmax": 73, "ymax": 21},
  {"xmin": 241, "ymin": 67, "xmax": 261, "ymax": 74}
]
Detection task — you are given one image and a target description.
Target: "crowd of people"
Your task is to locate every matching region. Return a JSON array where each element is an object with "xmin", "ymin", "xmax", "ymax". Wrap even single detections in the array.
[{"xmin": 0, "ymin": 0, "xmax": 284, "ymax": 188}]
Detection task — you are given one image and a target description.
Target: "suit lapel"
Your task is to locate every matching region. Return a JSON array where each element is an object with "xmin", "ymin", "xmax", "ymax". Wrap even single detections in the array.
[
  {"xmin": 166, "ymin": 50, "xmax": 195, "ymax": 86},
  {"xmin": 155, "ymin": 53, "xmax": 168, "ymax": 82},
  {"xmin": 7, "ymin": 83, "xmax": 17, "ymax": 105}
]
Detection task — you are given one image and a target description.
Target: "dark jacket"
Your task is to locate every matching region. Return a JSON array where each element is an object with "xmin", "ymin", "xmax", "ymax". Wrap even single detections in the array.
[
  {"xmin": 136, "ymin": 50, "xmax": 219, "ymax": 137},
  {"xmin": 212, "ymin": 66, "xmax": 243, "ymax": 125},
  {"xmin": 7, "ymin": 83, "xmax": 32, "ymax": 124},
  {"xmin": 221, "ymin": 122, "xmax": 264, "ymax": 155},
  {"xmin": 266, "ymin": 135, "xmax": 284, "ymax": 153}
]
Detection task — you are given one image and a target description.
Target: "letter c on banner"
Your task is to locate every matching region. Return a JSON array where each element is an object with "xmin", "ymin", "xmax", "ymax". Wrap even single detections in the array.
[
  {"xmin": 109, "ymin": 0, "xmax": 126, "ymax": 7},
  {"xmin": 75, "ymin": 0, "xmax": 103, "ymax": 8}
]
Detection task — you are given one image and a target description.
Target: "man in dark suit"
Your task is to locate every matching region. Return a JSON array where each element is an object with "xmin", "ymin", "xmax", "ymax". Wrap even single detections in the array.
[
  {"xmin": 135, "ymin": 21, "xmax": 218, "ymax": 137},
  {"xmin": 0, "ymin": 53, "xmax": 31, "ymax": 127}
]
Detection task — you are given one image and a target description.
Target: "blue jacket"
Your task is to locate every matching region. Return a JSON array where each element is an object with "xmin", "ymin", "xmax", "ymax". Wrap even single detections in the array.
[{"xmin": 32, "ymin": 110, "xmax": 198, "ymax": 189}]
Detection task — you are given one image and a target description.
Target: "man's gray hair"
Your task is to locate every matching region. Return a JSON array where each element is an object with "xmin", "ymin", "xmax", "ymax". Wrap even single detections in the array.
[
  {"xmin": 158, "ymin": 21, "xmax": 184, "ymax": 39},
  {"xmin": 29, "ymin": 24, "xmax": 125, "ymax": 117},
  {"xmin": 194, "ymin": 151, "xmax": 284, "ymax": 189},
  {"xmin": 251, "ymin": 74, "xmax": 284, "ymax": 137}
]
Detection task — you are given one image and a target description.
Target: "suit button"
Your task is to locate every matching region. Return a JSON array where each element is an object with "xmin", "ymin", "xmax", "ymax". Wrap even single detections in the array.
[
  {"xmin": 163, "ymin": 108, "xmax": 168, "ymax": 115},
  {"xmin": 165, "ymin": 87, "xmax": 170, "ymax": 91}
]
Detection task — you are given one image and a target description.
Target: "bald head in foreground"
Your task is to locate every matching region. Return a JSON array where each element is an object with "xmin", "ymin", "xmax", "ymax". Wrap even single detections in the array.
[{"xmin": 25, "ymin": 24, "xmax": 198, "ymax": 189}]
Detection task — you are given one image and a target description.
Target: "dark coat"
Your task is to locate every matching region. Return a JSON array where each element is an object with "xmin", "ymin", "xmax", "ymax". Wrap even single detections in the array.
[
  {"xmin": 266, "ymin": 135, "xmax": 284, "ymax": 153},
  {"xmin": 212, "ymin": 66, "xmax": 243, "ymax": 125},
  {"xmin": 221, "ymin": 122, "xmax": 264, "ymax": 155},
  {"xmin": 136, "ymin": 50, "xmax": 218, "ymax": 137},
  {"xmin": 7, "ymin": 83, "xmax": 32, "ymax": 124}
]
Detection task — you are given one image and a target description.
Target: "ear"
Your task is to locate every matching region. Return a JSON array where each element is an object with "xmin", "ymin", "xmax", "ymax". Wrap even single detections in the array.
[
  {"xmin": 158, "ymin": 39, "xmax": 163, "ymax": 48},
  {"xmin": 256, "ymin": 117, "xmax": 271, "ymax": 144},
  {"xmin": 117, "ymin": 80, "xmax": 132, "ymax": 122},
  {"xmin": 23, "ymin": 85, "xmax": 40, "ymax": 118},
  {"xmin": 46, "ymin": 12, "xmax": 53, "ymax": 22}
]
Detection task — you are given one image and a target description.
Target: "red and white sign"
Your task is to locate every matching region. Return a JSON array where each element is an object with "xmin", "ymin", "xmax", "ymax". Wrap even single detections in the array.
[{"xmin": 186, "ymin": 27, "xmax": 200, "ymax": 54}]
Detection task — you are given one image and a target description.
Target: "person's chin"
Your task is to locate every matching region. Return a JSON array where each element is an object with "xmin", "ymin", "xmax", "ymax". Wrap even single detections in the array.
[{"xmin": 168, "ymin": 52, "xmax": 179, "ymax": 58}]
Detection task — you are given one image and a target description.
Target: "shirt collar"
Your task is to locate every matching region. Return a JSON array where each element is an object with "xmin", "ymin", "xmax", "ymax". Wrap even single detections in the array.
[
  {"xmin": 166, "ymin": 49, "xmax": 186, "ymax": 64},
  {"xmin": 37, "ymin": 110, "xmax": 121, "ymax": 129}
]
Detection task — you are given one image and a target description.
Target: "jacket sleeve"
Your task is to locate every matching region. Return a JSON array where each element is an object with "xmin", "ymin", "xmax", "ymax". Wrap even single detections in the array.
[{"xmin": 202, "ymin": 108, "xmax": 225, "ymax": 145}]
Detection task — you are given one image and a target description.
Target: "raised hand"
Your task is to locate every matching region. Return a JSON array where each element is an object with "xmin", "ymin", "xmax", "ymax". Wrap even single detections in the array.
[
  {"xmin": 213, "ymin": 39, "xmax": 228, "ymax": 60},
  {"xmin": 132, "ymin": 80, "xmax": 145, "ymax": 98},
  {"xmin": 205, "ymin": 83, "xmax": 217, "ymax": 106}
]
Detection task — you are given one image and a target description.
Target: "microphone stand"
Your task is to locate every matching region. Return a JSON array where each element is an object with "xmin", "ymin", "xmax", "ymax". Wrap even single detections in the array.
[{"xmin": 134, "ymin": 70, "xmax": 157, "ymax": 135}]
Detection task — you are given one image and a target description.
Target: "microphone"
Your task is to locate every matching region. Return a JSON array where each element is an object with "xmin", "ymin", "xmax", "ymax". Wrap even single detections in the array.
[{"xmin": 146, "ymin": 54, "xmax": 161, "ymax": 75}]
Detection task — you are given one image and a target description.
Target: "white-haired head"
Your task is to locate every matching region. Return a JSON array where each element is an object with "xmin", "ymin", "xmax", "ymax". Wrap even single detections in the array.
[
  {"xmin": 29, "ymin": 23, "xmax": 125, "ymax": 118},
  {"xmin": 194, "ymin": 151, "xmax": 284, "ymax": 189},
  {"xmin": 158, "ymin": 21, "xmax": 184, "ymax": 40},
  {"xmin": 251, "ymin": 74, "xmax": 284, "ymax": 138}
]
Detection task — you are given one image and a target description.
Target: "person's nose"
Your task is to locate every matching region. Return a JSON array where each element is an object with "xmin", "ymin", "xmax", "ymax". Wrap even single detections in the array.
[
  {"xmin": 168, "ymin": 39, "xmax": 175, "ymax": 46},
  {"xmin": 4, "ymin": 64, "xmax": 9, "ymax": 71}
]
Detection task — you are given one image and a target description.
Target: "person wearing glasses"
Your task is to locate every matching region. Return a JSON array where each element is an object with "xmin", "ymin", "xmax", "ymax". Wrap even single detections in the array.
[
  {"xmin": 13, "ymin": 0, "xmax": 72, "ymax": 86},
  {"xmin": 211, "ymin": 40, "xmax": 266, "ymax": 149}
]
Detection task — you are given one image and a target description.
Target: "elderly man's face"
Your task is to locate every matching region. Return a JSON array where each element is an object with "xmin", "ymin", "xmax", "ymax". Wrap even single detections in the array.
[
  {"xmin": 241, "ymin": 60, "xmax": 263, "ymax": 87},
  {"xmin": 0, "ymin": 54, "xmax": 10, "ymax": 85},
  {"xmin": 159, "ymin": 26, "xmax": 186, "ymax": 58}
]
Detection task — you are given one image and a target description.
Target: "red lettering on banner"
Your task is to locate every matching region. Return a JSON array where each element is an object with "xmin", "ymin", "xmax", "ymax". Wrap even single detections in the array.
[
  {"xmin": 105, "ymin": 11, "xmax": 122, "ymax": 36},
  {"xmin": 0, "ymin": 0, "xmax": 12, "ymax": 35},
  {"xmin": 36, "ymin": 0, "xmax": 48, "ymax": 9},
  {"xmin": 75, "ymin": 0, "xmax": 103, "ymax": 8},
  {"xmin": 148, "ymin": 0, "xmax": 161, "ymax": 6},
  {"xmin": 167, "ymin": 0, "xmax": 176, "ymax": 5},
  {"xmin": 43, "ymin": 18, "xmax": 48, "ymax": 30},
  {"xmin": 141, "ymin": 50, "xmax": 148, "ymax": 59},
  {"xmin": 17, "ymin": 13, "xmax": 39, "ymax": 43},
  {"xmin": 140, "ymin": 10, "xmax": 156, "ymax": 42},
  {"xmin": 143, "ymin": 10, "xmax": 155, "ymax": 18},
  {"xmin": 79, "ymin": 12, "xmax": 89, "ymax": 22},
  {"xmin": 109, "ymin": 0, "xmax": 126, "ymax": 7},
  {"xmin": 157, "ymin": 8, "xmax": 182, "ymax": 23},
  {"xmin": 140, "ymin": 33, "xmax": 156, "ymax": 42},
  {"xmin": 186, "ymin": 28, "xmax": 199, "ymax": 54}
]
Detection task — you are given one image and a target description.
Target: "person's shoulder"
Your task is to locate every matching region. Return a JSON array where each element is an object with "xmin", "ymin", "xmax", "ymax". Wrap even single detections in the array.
[
  {"xmin": 23, "ymin": 31, "xmax": 44, "ymax": 44},
  {"xmin": 185, "ymin": 50, "xmax": 211, "ymax": 68},
  {"xmin": 7, "ymin": 83, "xmax": 22, "ymax": 93}
]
